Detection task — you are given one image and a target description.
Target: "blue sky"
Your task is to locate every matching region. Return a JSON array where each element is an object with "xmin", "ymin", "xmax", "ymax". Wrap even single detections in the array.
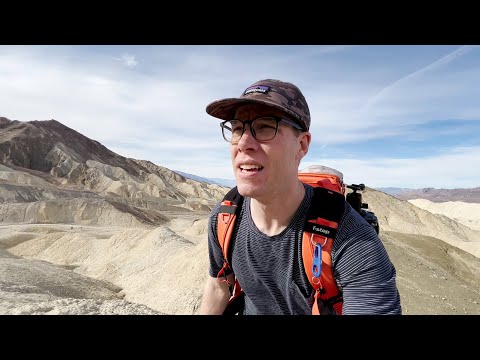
[{"xmin": 1, "ymin": 45, "xmax": 479, "ymax": 189}]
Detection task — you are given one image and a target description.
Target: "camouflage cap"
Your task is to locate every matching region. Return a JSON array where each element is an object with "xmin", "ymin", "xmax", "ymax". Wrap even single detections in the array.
[{"xmin": 206, "ymin": 79, "xmax": 311, "ymax": 131}]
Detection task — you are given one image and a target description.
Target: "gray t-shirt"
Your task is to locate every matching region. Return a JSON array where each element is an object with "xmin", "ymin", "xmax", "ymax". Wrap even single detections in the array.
[{"xmin": 207, "ymin": 183, "xmax": 402, "ymax": 315}]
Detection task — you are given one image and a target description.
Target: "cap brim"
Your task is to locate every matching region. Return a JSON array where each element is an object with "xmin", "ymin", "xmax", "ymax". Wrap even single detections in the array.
[{"xmin": 206, "ymin": 97, "xmax": 302, "ymax": 125}]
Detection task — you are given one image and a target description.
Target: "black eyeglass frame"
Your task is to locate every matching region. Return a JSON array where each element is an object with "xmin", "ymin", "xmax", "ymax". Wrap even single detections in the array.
[{"xmin": 220, "ymin": 116, "xmax": 306, "ymax": 144}]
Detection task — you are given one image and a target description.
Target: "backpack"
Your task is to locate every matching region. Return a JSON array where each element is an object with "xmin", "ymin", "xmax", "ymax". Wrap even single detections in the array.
[{"xmin": 216, "ymin": 165, "xmax": 346, "ymax": 315}]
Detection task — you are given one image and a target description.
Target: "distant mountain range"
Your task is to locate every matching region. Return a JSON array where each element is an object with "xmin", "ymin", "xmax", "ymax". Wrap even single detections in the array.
[
  {"xmin": 375, "ymin": 187, "xmax": 412, "ymax": 195},
  {"xmin": 173, "ymin": 173, "xmax": 413, "ymax": 195},
  {"xmin": 393, "ymin": 187, "xmax": 480, "ymax": 203},
  {"xmin": 174, "ymin": 171, "xmax": 236, "ymax": 188},
  {"xmin": 172, "ymin": 174, "xmax": 480, "ymax": 203}
]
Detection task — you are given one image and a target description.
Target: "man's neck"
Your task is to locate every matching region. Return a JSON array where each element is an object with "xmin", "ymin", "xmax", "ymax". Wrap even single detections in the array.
[{"xmin": 250, "ymin": 181, "xmax": 306, "ymax": 237}]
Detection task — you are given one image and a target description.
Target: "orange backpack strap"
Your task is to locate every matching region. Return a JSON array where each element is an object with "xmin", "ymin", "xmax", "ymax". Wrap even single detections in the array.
[
  {"xmin": 302, "ymin": 186, "xmax": 345, "ymax": 315},
  {"xmin": 216, "ymin": 187, "xmax": 244, "ymax": 313},
  {"xmin": 217, "ymin": 187, "xmax": 243, "ymax": 264}
]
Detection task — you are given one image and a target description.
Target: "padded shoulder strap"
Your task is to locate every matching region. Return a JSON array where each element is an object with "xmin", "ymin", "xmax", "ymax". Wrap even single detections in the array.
[
  {"xmin": 306, "ymin": 186, "xmax": 345, "ymax": 223},
  {"xmin": 217, "ymin": 187, "xmax": 245, "ymax": 312},
  {"xmin": 302, "ymin": 186, "xmax": 346, "ymax": 315},
  {"xmin": 222, "ymin": 186, "xmax": 243, "ymax": 204},
  {"xmin": 217, "ymin": 186, "xmax": 244, "ymax": 264}
]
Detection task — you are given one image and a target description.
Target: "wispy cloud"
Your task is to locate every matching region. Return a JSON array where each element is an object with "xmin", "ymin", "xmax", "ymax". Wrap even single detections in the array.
[
  {"xmin": 116, "ymin": 53, "xmax": 138, "ymax": 68},
  {"xmin": 359, "ymin": 45, "xmax": 478, "ymax": 116},
  {"xmin": 1, "ymin": 45, "xmax": 479, "ymax": 188}
]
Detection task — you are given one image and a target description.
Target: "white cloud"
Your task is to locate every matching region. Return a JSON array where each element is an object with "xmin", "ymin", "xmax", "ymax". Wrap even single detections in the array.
[{"xmin": 117, "ymin": 53, "xmax": 138, "ymax": 68}]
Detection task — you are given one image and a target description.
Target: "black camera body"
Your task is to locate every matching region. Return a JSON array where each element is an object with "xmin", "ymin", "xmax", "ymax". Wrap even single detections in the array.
[{"xmin": 346, "ymin": 183, "xmax": 379, "ymax": 234}]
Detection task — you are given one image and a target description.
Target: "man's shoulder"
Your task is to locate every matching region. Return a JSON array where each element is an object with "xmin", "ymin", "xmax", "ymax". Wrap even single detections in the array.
[
  {"xmin": 209, "ymin": 194, "xmax": 245, "ymax": 218},
  {"xmin": 342, "ymin": 203, "xmax": 369, "ymax": 224},
  {"xmin": 209, "ymin": 201, "xmax": 223, "ymax": 218},
  {"xmin": 337, "ymin": 203, "xmax": 381, "ymax": 245}
]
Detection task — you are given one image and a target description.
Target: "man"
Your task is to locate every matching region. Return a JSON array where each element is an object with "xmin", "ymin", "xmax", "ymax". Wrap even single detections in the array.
[{"xmin": 199, "ymin": 79, "xmax": 402, "ymax": 315}]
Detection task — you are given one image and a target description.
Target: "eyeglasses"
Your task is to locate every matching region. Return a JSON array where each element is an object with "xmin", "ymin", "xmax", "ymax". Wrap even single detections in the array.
[{"xmin": 220, "ymin": 116, "xmax": 305, "ymax": 144}]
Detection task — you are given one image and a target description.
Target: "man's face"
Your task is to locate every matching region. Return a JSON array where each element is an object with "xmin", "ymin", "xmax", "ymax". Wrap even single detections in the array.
[{"xmin": 230, "ymin": 103, "xmax": 310, "ymax": 201}]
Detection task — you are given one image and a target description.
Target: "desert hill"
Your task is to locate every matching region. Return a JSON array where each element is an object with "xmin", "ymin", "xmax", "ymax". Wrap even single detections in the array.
[{"xmin": 0, "ymin": 117, "xmax": 229, "ymax": 226}]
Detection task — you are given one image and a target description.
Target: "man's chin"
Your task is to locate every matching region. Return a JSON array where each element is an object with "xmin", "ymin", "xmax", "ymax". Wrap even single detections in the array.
[{"xmin": 236, "ymin": 182, "xmax": 261, "ymax": 198}]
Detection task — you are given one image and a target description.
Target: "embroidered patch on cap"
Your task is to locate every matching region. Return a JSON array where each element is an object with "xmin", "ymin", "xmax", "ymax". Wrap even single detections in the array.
[{"xmin": 244, "ymin": 85, "xmax": 270, "ymax": 95}]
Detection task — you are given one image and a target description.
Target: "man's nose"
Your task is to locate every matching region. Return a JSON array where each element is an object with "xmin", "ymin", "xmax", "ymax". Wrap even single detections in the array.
[{"xmin": 236, "ymin": 122, "xmax": 257, "ymax": 148}]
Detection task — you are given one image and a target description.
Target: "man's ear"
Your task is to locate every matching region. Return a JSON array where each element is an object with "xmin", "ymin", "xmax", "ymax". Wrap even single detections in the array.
[{"xmin": 296, "ymin": 131, "xmax": 311, "ymax": 160}]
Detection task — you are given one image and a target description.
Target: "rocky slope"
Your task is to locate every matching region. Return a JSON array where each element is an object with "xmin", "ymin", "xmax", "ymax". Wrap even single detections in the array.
[{"xmin": 0, "ymin": 117, "xmax": 229, "ymax": 227}]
